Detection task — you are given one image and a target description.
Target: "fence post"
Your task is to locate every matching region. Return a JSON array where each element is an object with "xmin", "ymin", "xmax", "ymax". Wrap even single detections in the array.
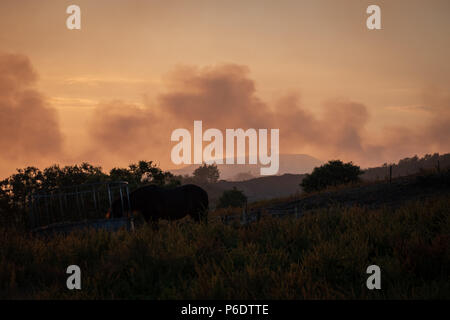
[
  {"xmin": 28, "ymin": 194, "xmax": 35, "ymax": 229},
  {"xmin": 129, "ymin": 216, "xmax": 135, "ymax": 232},
  {"xmin": 92, "ymin": 186, "xmax": 97, "ymax": 210},
  {"xmin": 80, "ymin": 192, "xmax": 87, "ymax": 220},
  {"xmin": 58, "ymin": 193, "xmax": 64, "ymax": 222},
  {"xmin": 107, "ymin": 184, "xmax": 113, "ymax": 214},
  {"xmin": 241, "ymin": 206, "xmax": 248, "ymax": 225},
  {"xmin": 44, "ymin": 195, "xmax": 50, "ymax": 226},
  {"xmin": 126, "ymin": 185, "xmax": 131, "ymax": 214},
  {"xmin": 119, "ymin": 187, "xmax": 125, "ymax": 217},
  {"xmin": 75, "ymin": 187, "xmax": 82, "ymax": 220},
  {"xmin": 389, "ymin": 165, "xmax": 392, "ymax": 184},
  {"xmin": 295, "ymin": 205, "xmax": 300, "ymax": 219}
]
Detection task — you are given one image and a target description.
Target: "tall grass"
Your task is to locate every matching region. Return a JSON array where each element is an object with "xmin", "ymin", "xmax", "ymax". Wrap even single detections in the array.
[{"xmin": 0, "ymin": 195, "xmax": 449, "ymax": 299}]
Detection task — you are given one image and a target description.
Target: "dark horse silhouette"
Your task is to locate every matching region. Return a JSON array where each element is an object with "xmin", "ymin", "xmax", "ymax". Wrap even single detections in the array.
[{"xmin": 107, "ymin": 184, "xmax": 208, "ymax": 225}]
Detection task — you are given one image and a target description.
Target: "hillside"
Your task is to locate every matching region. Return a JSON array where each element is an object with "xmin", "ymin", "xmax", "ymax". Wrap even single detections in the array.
[
  {"xmin": 199, "ymin": 153, "xmax": 450, "ymax": 206},
  {"xmin": 2, "ymin": 193, "xmax": 449, "ymax": 299},
  {"xmin": 264, "ymin": 170, "xmax": 450, "ymax": 214},
  {"xmin": 362, "ymin": 153, "xmax": 450, "ymax": 181},
  {"xmin": 204, "ymin": 173, "xmax": 304, "ymax": 205},
  {"xmin": 171, "ymin": 154, "xmax": 322, "ymax": 180}
]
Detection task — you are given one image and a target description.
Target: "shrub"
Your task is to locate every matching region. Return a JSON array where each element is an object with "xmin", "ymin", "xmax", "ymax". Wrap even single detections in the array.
[
  {"xmin": 301, "ymin": 160, "xmax": 363, "ymax": 193},
  {"xmin": 217, "ymin": 187, "xmax": 247, "ymax": 209},
  {"xmin": 192, "ymin": 163, "xmax": 220, "ymax": 184}
]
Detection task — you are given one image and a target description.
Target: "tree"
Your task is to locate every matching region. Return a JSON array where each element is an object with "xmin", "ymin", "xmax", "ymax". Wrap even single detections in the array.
[
  {"xmin": 41, "ymin": 163, "xmax": 107, "ymax": 191},
  {"xmin": 217, "ymin": 187, "xmax": 247, "ymax": 209},
  {"xmin": 0, "ymin": 164, "xmax": 108, "ymax": 228},
  {"xmin": 110, "ymin": 160, "xmax": 180, "ymax": 190},
  {"xmin": 192, "ymin": 163, "xmax": 220, "ymax": 184},
  {"xmin": 0, "ymin": 160, "xmax": 180, "ymax": 228},
  {"xmin": 300, "ymin": 160, "xmax": 363, "ymax": 193}
]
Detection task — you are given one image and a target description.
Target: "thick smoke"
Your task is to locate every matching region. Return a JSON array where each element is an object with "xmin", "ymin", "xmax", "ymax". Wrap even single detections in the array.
[
  {"xmin": 87, "ymin": 64, "xmax": 450, "ymax": 169},
  {"xmin": 0, "ymin": 53, "xmax": 63, "ymax": 175},
  {"xmin": 422, "ymin": 88, "xmax": 450, "ymax": 150},
  {"xmin": 1, "ymin": 55, "xmax": 447, "ymax": 177},
  {"xmin": 88, "ymin": 65, "xmax": 273, "ymax": 166}
]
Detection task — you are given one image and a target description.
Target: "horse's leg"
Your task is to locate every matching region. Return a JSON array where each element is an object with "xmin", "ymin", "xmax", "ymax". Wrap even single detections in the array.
[
  {"xmin": 199, "ymin": 202, "xmax": 208, "ymax": 224},
  {"xmin": 189, "ymin": 208, "xmax": 208, "ymax": 224},
  {"xmin": 201, "ymin": 209, "xmax": 208, "ymax": 224},
  {"xmin": 189, "ymin": 212, "xmax": 199, "ymax": 223},
  {"xmin": 150, "ymin": 216, "xmax": 159, "ymax": 231},
  {"xmin": 202, "ymin": 209, "xmax": 208, "ymax": 224}
]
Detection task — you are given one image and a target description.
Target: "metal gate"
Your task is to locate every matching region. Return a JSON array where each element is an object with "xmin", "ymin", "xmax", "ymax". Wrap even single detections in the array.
[{"xmin": 29, "ymin": 181, "xmax": 130, "ymax": 229}]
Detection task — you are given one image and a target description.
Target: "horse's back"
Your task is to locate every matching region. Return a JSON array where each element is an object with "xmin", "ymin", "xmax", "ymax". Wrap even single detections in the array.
[
  {"xmin": 125, "ymin": 184, "xmax": 208, "ymax": 222},
  {"xmin": 177, "ymin": 184, "xmax": 208, "ymax": 205}
]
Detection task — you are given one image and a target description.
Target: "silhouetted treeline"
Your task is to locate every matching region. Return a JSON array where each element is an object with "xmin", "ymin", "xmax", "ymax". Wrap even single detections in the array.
[
  {"xmin": 362, "ymin": 153, "xmax": 450, "ymax": 181},
  {"xmin": 0, "ymin": 161, "xmax": 179, "ymax": 228},
  {"xmin": 2, "ymin": 153, "xmax": 449, "ymax": 229}
]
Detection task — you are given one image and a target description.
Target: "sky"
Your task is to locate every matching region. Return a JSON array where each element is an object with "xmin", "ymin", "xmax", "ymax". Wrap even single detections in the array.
[{"xmin": 0, "ymin": 0, "xmax": 449, "ymax": 178}]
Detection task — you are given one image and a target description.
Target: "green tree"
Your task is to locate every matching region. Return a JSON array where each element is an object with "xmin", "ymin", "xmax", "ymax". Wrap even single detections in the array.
[
  {"xmin": 193, "ymin": 163, "xmax": 220, "ymax": 184},
  {"xmin": 217, "ymin": 187, "xmax": 247, "ymax": 209},
  {"xmin": 300, "ymin": 160, "xmax": 363, "ymax": 193}
]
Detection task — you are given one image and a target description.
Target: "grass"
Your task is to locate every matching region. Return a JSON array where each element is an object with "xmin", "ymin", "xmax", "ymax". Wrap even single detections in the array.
[{"xmin": 0, "ymin": 195, "xmax": 449, "ymax": 299}]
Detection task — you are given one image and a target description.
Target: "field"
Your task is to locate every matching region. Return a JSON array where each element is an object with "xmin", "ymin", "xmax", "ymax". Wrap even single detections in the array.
[{"xmin": 1, "ymin": 194, "xmax": 449, "ymax": 299}]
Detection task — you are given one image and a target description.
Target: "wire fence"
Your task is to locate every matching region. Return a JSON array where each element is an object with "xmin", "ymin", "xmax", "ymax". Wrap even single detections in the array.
[
  {"xmin": 210, "ymin": 205, "xmax": 302, "ymax": 226},
  {"xmin": 28, "ymin": 181, "xmax": 301, "ymax": 232},
  {"xmin": 29, "ymin": 181, "xmax": 131, "ymax": 229}
]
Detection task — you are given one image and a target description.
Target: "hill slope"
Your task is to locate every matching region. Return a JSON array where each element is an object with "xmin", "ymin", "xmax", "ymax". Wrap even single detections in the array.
[
  {"xmin": 171, "ymin": 154, "xmax": 322, "ymax": 180},
  {"xmin": 265, "ymin": 170, "xmax": 450, "ymax": 213},
  {"xmin": 205, "ymin": 173, "xmax": 304, "ymax": 205}
]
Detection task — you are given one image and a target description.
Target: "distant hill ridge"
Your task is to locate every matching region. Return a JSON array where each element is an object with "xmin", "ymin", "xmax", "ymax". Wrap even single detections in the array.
[
  {"xmin": 171, "ymin": 154, "xmax": 323, "ymax": 181},
  {"xmin": 362, "ymin": 153, "xmax": 450, "ymax": 181},
  {"xmin": 205, "ymin": 173, "xmax": 305, "ymax": 204},
  {"xmin": 199, "ymin": 152, "xmax": 450, "ymax": 206}
]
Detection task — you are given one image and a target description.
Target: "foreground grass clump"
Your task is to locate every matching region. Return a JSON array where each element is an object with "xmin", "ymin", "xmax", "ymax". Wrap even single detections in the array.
[{"xmin": 0, "ymin": 196, "xmax": 449, "ymax": 299}]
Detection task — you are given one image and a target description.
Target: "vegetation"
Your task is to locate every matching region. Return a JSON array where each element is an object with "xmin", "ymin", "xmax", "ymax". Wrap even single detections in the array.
[
  {"xmin": 301, "ymin": 160, "xmax": 363, "ymax": 193},
  {"xmin": 0, "ymin": 158, "xmax": 448, "ymax": 300},
  {"xmin": 0, "ymin": 161, "xmax": 179, "ymax": 229},
  {"xmin": 363, "ymin": 153, "xmax": 450, "ymax": 181},
  {"xmin": 109, "ymin": 161, "xmax": 180, "ymax": 189},
  {"xmin": 217, "ymin": 187, "xmax": 248, "ymax": 209},
  {"xmin": 0, "ymin": 195, "xmax": 448, "ymax": 299},
  {"xmin": 192, "ymin": 163, "xmax": 220, "ymax": 184}
]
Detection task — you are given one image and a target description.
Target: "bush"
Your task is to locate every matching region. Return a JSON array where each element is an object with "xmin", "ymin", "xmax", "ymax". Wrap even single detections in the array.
[
  {"xmin": 192, "ymin": 163, "xmax": 220, "ymax": 184},
  {"xmin": 301, "ymin": 160, "xmax": 363, "ymax": 193},
  {"xmin": 217, "ymin": 187, "xmax": 247, "ymax": 209}
]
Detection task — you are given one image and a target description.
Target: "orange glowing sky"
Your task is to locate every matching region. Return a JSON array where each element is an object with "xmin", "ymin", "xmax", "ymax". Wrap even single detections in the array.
[{"xmin": 0, "ymin": 0, "xmax": 449, "ymax": 177}]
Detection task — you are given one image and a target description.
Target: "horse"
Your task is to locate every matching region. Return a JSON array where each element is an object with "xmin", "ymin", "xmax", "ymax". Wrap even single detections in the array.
[{"xmin": 107, "ymin": 184, "xmax": 208, "ymax": 225}]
